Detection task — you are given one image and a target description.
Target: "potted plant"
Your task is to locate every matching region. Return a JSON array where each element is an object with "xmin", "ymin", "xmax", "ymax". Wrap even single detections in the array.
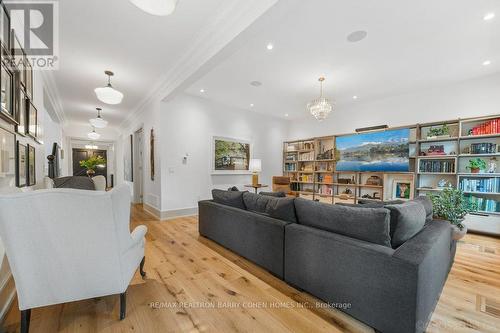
[
  {"xmin": 427, "ymin": 124, "xmax": 450, "ymax": 139},
  {"xmin": 429, "ymin": 188, "xmax": 477, "ymax": 240},
  {"xmin": 79, "ymin": 155, "xmax": 106, "ymax": 177},
  {"xmin": 466, "ymin": 158, "xmax": 486, "ymax": 173}
]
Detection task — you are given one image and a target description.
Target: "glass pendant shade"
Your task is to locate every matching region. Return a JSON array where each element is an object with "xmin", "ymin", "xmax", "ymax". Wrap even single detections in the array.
[
  {"xmin": 307, "ymin": 77, "xmax": 333, "ymax": 121},
  {"xmin": 89, "ymin": 108, "xmax": 108, "ymax": 128},
  {"xmin": 88, "ymin": 127, "xmax": 101, "ymax": 140},
  {"xmin": 95, "ymin": 71, "xmax": 124, "ymax": 105},
  {"xmin": 129, "ymin": 0, "xmax": 179, "ymax": 16}
]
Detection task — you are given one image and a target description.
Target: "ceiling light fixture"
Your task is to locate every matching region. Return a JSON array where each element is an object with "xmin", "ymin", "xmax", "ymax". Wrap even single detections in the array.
[
  {"xmin": 266, "ymin": 43, "xmax": 274, "ymax": 50},
  {"xmin": 307, "ymin": 77, "xmax": 334, "ymax": 121},
  {"xmin": 129, "ymin": 0, "xmax": 179, "ymax": 16},
  {"xmin": 347, "ymin": 30, "xmax": 368, "ymax": 43},
  {"xmin": 95, "ymin": 71, "xmax": 124, "ymax": 105},
  {"xmin": 353, "ymin": 95, "xmax": 358, "ymax": 100},
  {"xmin": 483, "ymin": 60, "xmax": 491, "ymax": 66},
  {"xmin": 88, "ymin": 127, "xmax": 101, "ymax": 140},
  {"xmin": 89, "ymin": 107, "xmax": 108, "ymax": 129},
  {"xmin": 200, "ymin": 89, "xmax": 205, "ymax": 93},
  {"xmin": 250, "ymin": 103, "xmax": 254, "ymax": 107},
  {"xmin": 284, "ymin": 114, "xmax": 289, "ymax": 117},
  {"xmin": 483, "ymin": 12, "xmax": 495, "ymax": 21},
  {"xmin": 85, "ymin": 144, "xmax": 99, "ymax": 150}
]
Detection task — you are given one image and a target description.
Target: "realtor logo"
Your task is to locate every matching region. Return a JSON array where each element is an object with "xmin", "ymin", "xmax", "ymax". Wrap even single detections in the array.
[{"xmin": 5, "ymin": 1, "xmax": 59, "ymax": 69}]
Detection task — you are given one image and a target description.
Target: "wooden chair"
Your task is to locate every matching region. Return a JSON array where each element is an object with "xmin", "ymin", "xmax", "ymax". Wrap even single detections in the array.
[{"xmin": 272, "ymin": 176, "xmax": 295, "ymax": 196}]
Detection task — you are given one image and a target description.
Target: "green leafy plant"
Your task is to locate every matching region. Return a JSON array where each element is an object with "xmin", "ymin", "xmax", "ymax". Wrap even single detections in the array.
[
  {"xmin": 429, "ymin": 188, "xmax": 477, "ymax": 230},
  {"xmin": 79, "ymin": 155, "xmax": 106, "ymax": 171},
  {"xmin": 427, "ymin": 124, "xmax": 449, "ymax": 137},
  {"xmin": 466, "ymin": 158, "xmax": 487, "ymax": 171}
]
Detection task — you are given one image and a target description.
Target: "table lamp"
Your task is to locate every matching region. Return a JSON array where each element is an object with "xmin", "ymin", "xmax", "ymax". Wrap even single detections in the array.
[{"xmin": 249, "ymin": 159, "xmax": 262, "ymax": 186}]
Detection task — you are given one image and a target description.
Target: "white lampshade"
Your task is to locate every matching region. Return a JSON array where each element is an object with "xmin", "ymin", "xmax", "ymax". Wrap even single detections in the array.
[
  {"xmin": 88, "ymin": 128, "xmax": 100, "ymax": 140},
  {"xmin": 249, "ymin": 159, "xmax": 262, "ymax": 173},
  {"xmin": 129, "ymin": 0, "xmax": 179, "ymax": 16},
  {"xmin": 89, "ymin": 108, "xmax": 108, "ymax": 128},
  {"xmin": 94, "ymin": 86, "xmax": 124, "ymax": 105}
]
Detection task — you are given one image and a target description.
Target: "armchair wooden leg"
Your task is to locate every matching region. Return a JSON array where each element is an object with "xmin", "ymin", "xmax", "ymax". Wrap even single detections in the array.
[
  {"xmin": 21, "ymin": 309, "xmax": 31, "ymax": 333},
  {"xmin": 140, "ymin": 256, "xmax": 146, "ymax": 278},
  {"xmin": 120, "ymin": 292, "xmax": 126, "ymax": 320}
]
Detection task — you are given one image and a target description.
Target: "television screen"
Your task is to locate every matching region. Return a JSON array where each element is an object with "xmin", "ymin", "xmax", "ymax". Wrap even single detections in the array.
[{"xmin": 335, "ymin": 128, "xmax": 410, "ymax": 172}]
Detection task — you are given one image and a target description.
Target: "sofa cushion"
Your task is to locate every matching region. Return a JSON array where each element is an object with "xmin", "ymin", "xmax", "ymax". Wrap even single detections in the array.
[
  {"xmin": 413, "ymin": 196, "xmax": 433, "ymax": 223},
  {"xmin": 260, "ymin": 191, "xmax": 286, "ymax": 197},
  {"xmin": 242, "ymin": 192, "xmax": 297, "ymax": 223},
  {"xmin": 294, "ymin": 198, "xmax": 392, "ymax": 247},
  {"xmin": 357, "ymin": 199, "xmax": 405, "ymax": 207},
  {"xmin": 212, "ymin": 189, "xmax": 246, "ymax": 209},
  {"xmin": 385, "ymin": 201, "xmax": 426, "ymax": 248}
]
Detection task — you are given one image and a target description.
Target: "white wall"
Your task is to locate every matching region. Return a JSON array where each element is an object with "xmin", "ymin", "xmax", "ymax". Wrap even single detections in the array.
[
  {"xmin": 159, "ymin": 94, "xmax": 288, "ymax": 214},
  {"xmin": 288, "ymin": 73, "xmax": 500, "ymax": 139}
]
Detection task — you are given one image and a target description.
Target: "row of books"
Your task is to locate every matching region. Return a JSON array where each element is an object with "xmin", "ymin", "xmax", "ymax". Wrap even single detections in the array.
[
  {"xmin": 298, "ymin": 152, "xmax": 315, "ymax": 161},
  {"xmin": 466, "ymin": 195, "xmax": 500, "ymax": 213},
  {"xmin": 316, "ymin": 185, "xmax": 333, "ymax": 195},
  {"xmin": 419, "ymin": 160, "xmax": 455, "ymax": 173},
  {"xmin": 469, "ymin": 143, "xmax": 497, "ymax": 154},
  {"xmin": 284, "ymin": 163, "xmax": 297, "ymax": 171},
  {"xmin": 317, "ymin": 174, "xmax": 333, "ymax": 183},
  {"xmin": 459, "ymin": 178, "xmax": 500, "ymax": 193},
  {"xmin": 469, "ymin": 118, "xmax": 500, "ymax": 136},
  {"xmin": 298, "ymin": 175, "xmax": 314, "ymax": 182},
  {"xmin": 285, "ymin": 154, "xmax": 297, "ymax": 161}
]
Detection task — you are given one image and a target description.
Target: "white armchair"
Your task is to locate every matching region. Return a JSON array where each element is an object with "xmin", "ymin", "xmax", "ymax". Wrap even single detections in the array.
[
  {"xmin": 0, "ymin": 184, "xmax": 147, "ymax": 333},
  {"xmin": 92, "ymin": 175, "xmax": 107, "ymax": 191}
]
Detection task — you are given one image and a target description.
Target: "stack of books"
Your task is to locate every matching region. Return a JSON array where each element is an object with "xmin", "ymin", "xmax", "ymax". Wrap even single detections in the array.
[
  {"xmin": 467, "ymin": 195, "xmax": 500, "ymax": 213},
  {"xmin": 419, "ymin": 160, "xmax": 455, "ymax": 173},
  {"xmin": 470, "ymin": 118, "xmax": 500, "ymax": 136},
  {"xmin": 470, "ymin": 143, "xmax": 497, "ymax": 154},
  {"xmin": 460, "ymin": 177, "xmax": 500, "ymax": 193}
]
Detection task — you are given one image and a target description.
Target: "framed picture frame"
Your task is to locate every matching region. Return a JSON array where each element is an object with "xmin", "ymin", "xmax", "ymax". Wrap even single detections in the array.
[
  {"xmin": 27, "ymin": 144, "xmax": 35, "ymax": 186},
  {"xmin": 27, "ymin": 100, "xmax": 37, "ymax": 138},
  {"xmin": 0, "ymin": 59, "xmax": 14, "ymax": 123},
  {"xmin": 0, "ymin": 126, "xmax": 15, "ymax": 188},
  {"xmin": 25, "ymin": 56, "xmax": 33, "ymax": 99},
  {"xmin": 150, "ymin": 128, "xmax": 155, "ymax": 181},
  {"xmin": 12, "ymin": 33, "xmax": 26, "ymax": 89},
  {"xmin": 124, "ymin": 134, "xmax": 133, "ymax": 182},
  {"xmin": 16, "ymin": 87, "xmax": 27, "ymax": 135},
  {"xmin": 211, "ymin": 136, "xmax": 252, "ymax": 175},
  {"xmin": 0, "ymin": 3, "xmax": 10, "ymax": 52},
  {"xmin": 16, "ymin": 141, "xmax": 27, "ymax": 187},
  {"xmin": 392, "ymin": 179, "xmax": 414, "ymax": 201}
]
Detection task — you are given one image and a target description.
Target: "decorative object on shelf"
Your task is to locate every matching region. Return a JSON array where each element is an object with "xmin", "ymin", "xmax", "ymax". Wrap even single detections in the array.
[
  {"xmin": 466, "ymin": 158, "xmax": 486, "ymax": 173},
  {"xmin": 426, "ymin": 145, "xmax": 445, "ymax": 156},
  {"xmin": 426, "ymin": 124, "xmax": 449, "ymax": 139},
  {"xmin": 487, "ymin": 157, "xmax": 497, "ymax": 174},
  {"xmin": 16, "ymin": 141, "xmax": 27, "ymax": 187},
  {"xmin": 87, "ymin": 126, "xmax": 100, "ymax": 140},
  {"xmin": 342, "ymin": 188, "xmax": 353, "ymax": 195},
  {"xmin": 79, "ymin": 155, "xmax": 106, "ymax": 178},
  {"xmin": 429, "ymin": 188, "xmax": 478, "ymax": 239},
  {"xmin": 150, "ymin": 128, "xmax": 155, "ymax": 181},
  {"xmin": 89, "ymin": 107, "xmax": 108, "ymax": 128},
  {"xmin": 95, "ymin": 71, "xmax": 124, "ymax": 105},
  {"xmin": 307, "ymin": 77, "xmax": 333, "ymax": 121},
  {"xmin": 0, "ymin": 127, "xmax": 15, "ymax": 188},
  {"xmin": 212, "ymin": 136, "xmax": 251, "ymax": 174},
  {"xmin": 338, "ymin": 177, "xmax": 353, "ymax": 184},
  {"xmin": 361, "ymin": 192, "xmax": 381, "ymax": 200},
  {"xmin": 129, "ymin": 0, "xmax": 179, "ymax": 16},
  {"xmin": 365, "ymin": 175, "xmax": 382, "ymax": 186},
  {"xmin": 27, "ymin": 144, "xmax": 35, "ymax": 186},
  {"xmin": 249, "ymin": 159, "xmax": 262, "ymax": 186},
  {"xmin": 27, "ymin": 101, "xmax": 37, "ymax": 138},
  {"xmin": 392, "ymin": 179, "xmax": 414, "ymax": 200},
  {"xmin": 437, "ymin": 179, "xmax": 453, "ymax": 188}
]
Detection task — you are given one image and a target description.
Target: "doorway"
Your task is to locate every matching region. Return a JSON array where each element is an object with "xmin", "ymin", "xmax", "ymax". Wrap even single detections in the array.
[
  {"xmin": 72, "ymin": 149, "xmax": 107, "ymax": 182},
  {"xmin": 133, "ymin": 129, "xmax": 144, "ymax": 204}
]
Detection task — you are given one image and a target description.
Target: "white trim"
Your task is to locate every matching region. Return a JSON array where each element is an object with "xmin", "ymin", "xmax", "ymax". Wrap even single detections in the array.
[
  {"xmin": 40, "ymin": 70, "xmax": 66, "ymax": 125},
  {"xmin": 0, "ymin": 272, "xmax": 16, "ymax": 322},
  {"xmin": 143, "ymin": 203, "xmax": 198, "ymax": 221}
]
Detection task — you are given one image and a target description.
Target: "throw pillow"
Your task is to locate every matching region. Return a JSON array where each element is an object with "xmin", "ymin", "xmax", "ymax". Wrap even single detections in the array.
[
  {"xmin": 412, "ymin": 196, "xmax": 433, "ymax": 223},
  {"xmin": 385, "ymin": 201, "xmax": 426, "ymax": 248},
  {"xmin": 260, "ymin": 191, "xmax": 286, "ymax": 197},
  {"xmin": 242, "ymin": 192, "xmax": 297, "ymax": 223},
  {"xmin": 212, "ymin": 189, "xmax": 246, "ymax": 209}
]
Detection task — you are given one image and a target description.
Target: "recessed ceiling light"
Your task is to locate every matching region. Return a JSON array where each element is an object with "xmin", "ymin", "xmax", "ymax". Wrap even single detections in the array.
[
  {"xmin": 250, "ymin": 103, "xmax": 254, "ymax": 107},
  {"xmin": 266, "ymin": 43, "xmax": 274, "ymax": 50},
  {"xmin": 347, "ymin": 30, "xmax": 368, "ymax": 43},
  {"xmin": 250, "ymin": 81, "xmax": 262, "ymax": 87},
  {"xmin": 200, "ymin": 89, "xmax": 205, "ymax": 93},
  {"xmin": 284, "ymin": 114, "xmax": 289, "ymax": 117},
  {"xmin": 483, "ymin": 12, "xmax": 495, "ymax": 21},
  {"xmin": 353, "ymin": 95, "xmax": 358, "ymax": 100},
  {"xmin": 483, "ymin": 60, "xmax": 491, "ymax": 66}
]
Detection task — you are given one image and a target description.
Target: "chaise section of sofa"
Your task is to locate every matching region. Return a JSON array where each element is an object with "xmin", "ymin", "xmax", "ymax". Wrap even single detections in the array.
[
  {"xmin": 198, "ymin": 200, "xmax": 290, "ymax": 278},
  {"xmin": 284, "ymin": 220, "xmax": 454, "ymax": 333}
]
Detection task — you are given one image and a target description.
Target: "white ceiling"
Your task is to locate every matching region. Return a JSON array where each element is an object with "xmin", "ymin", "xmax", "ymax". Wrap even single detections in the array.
[
  {"xmin": 185, "ymin": 0, "xmax": 500, "ymax": 119},
  {"xmin": 52, "ymin": 0, "xmax": 243, "ymax": 128}
]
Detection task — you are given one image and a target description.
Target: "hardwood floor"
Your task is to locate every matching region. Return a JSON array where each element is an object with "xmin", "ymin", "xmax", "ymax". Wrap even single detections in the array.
[{"xmin": 2, "ymin": 205, "xmax": 500, "ymax": 332}]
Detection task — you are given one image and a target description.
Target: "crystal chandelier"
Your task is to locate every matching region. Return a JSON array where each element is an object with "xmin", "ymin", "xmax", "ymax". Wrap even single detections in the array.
[{"xmin": 307, "ymin": 77, "xmax": 333, "ymax": 121}]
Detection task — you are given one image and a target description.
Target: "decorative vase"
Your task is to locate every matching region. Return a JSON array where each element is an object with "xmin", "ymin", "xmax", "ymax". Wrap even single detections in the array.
[
  {"xmin": 86, "ymin": 169, "xmax": 96, "ymax": 177},
  {"xmin": 452, "ymin": 224, "xmax": 467, "ymax": 240},
  {"xmin": 470, "ymin": 168, "xmax": 480, "ymax": 174}
]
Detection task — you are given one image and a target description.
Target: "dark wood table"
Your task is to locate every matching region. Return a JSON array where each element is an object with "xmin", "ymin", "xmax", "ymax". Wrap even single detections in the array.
[{"xmin": 244, "ymin": 184, "xmax": 269, "ymax": 194}]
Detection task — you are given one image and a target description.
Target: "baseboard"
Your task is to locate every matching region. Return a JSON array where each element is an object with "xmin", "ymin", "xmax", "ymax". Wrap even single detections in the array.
[
  {"xmin": 0, "ymin": 273, "xmax": 16, "ymax": 322},
  {"xmin": 143, "ymin": 203, "xmax": 198, "ymax": 221}
]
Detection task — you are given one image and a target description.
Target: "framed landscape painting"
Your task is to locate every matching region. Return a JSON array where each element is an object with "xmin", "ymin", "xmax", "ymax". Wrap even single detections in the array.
[
  {"xmin": 0, "ymin": 126, "xmax": 15, "ymax": 188},
  {"xmin": 212, "ymin": 136, "xmax": 251, "ymax": 174}
]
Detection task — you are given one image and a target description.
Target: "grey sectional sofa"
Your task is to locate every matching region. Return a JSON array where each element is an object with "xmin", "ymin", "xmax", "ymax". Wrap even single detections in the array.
[{"xmin": 198, "ymin": 190, "xmax": 456, "ymax": 333}]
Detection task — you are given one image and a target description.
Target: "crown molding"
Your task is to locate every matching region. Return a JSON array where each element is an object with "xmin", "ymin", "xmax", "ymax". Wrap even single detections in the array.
[
  {"xmin": 119, "ymin": 0, "xmax": 279, "ymax": 131},
  {"xmin": 40, "ymin": 70, "xmax": 66, "ymax": 126}
]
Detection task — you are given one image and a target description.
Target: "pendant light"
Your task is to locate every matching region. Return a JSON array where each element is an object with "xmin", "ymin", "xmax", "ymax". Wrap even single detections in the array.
[
  {"xmin": 307, "ymin": 77, "xmax": 334, "ymax": 121},
  {"xmin": 129, "ymin": 0, "xmax": 179, "ymax": 16},
  {"xmin": 88, "ymin": 126, "xmax": 101, "ymax": 140},
  {"xmin": 94, "ymin": 71, "xmax": 124, "ymax": 105},
  {"xmin": 89, "ymin": 107, "xmax": 108, "ymax": 129}
]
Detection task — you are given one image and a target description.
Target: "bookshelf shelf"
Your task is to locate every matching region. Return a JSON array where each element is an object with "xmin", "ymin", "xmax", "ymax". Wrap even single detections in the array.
[
  {"xmin": 417, "ymin": 155, "xmax": 457, "ymax": 159},
  {"xmin": 460, "ymin": 134, "xmax": 500, "ymax": 140},
  {"xmin": 418, "ymin": 172, "xmax": 456, "ymax": 175},
  {"xmin": 417, "ymin": 137, "xmax": 459, "ymax": 143},
  {"xmin": 463, "ymin": 191, "xmax": 500, "ymax": 196}
]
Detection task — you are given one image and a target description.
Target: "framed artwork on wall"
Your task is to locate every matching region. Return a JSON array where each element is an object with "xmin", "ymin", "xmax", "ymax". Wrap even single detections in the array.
[
  {"xmin": 27, "ymin": 144, "xmax": 35, "ymax": 186},
  {"xmin": 27, "ymin": 100, "xmax": 37, "ymax": 138},
  {"xmin": 392, "ymin": 179, "xmax": 414, "ymax": 201},
  {"xmin": 0, "ymin": 60, "xmax": 14, "ymax": 123},
  {"xmin": 25, "ymin": 57, "xmax": 33, "ymax": 99},
  {"xmin": 0, "ymin": 126, "xmax": 15, "ymax": 188},
  {"xmin": 124, "ymin": 134, "xmax": 133, "ymax": 182},
  {"xmin": 211, "ymin": 136, "xmax": 251, "ymax": 174},
  {"xmin": 150, "ymin": 128, "xmax": 155, "ymax": 181},
  {"xmin": 16, "ymin": 141, "xmax": 27, "ymax": 187},
  {"xmin": 16, "ymin": 89, "xmax": 27, "ymax": 135},
  {"xmin": 0, "ymin": 3, "xmax": 11, "ymax": 52}
]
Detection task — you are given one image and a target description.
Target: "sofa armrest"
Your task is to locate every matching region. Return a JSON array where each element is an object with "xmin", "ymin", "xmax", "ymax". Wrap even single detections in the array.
[{"xmin": 131, "ymin": 225, "xmax": 148, "ymax": 244}]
